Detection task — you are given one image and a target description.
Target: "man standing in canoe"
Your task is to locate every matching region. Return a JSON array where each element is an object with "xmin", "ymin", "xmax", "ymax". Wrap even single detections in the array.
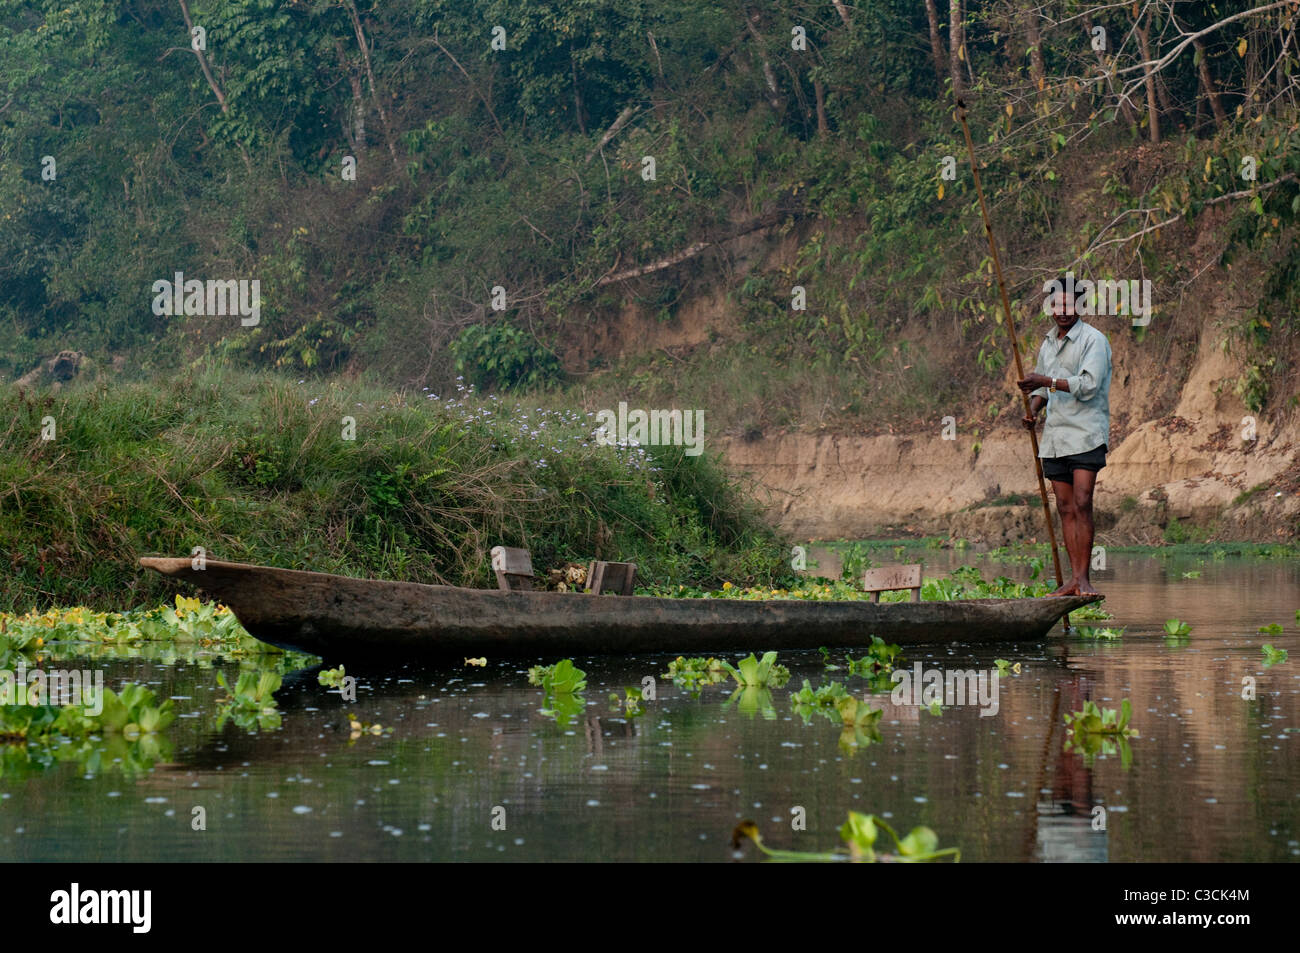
[{"xmin": 1017, "ymin": 279, "xmax": 1113, "ymax": 596}]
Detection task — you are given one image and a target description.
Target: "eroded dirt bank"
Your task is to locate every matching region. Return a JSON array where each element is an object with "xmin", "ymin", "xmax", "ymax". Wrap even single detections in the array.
[{"xmin": 721, "ymin": 313, "xmax": 1299, "ymax": 544}]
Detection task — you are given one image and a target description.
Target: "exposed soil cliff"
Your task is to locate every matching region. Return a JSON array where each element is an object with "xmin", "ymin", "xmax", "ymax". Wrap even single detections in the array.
[{"xmin": 720, "ymin": 306, "xmax": 1299, "ymax": 543}]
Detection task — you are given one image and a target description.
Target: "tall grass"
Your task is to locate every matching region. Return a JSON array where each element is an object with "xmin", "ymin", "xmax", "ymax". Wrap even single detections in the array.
[{"xmin": 0, "ymin": 369, "xmax": 788, "ymax": 611}]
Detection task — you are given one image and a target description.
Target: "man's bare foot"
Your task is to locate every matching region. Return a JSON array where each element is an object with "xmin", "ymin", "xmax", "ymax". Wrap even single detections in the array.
[
  {"xmin": 1049, "ymin": 581, "xmax": 1080, "ymax": 596},
  {"xmin": 1076, "ymin": 580, "xmax": 1101, "ymax": 595}
]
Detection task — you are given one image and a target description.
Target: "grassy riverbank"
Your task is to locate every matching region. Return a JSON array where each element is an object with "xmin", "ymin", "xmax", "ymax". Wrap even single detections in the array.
[{"xmin": 0, "ymin": 369, "xmax": 787, "ymax": 612}]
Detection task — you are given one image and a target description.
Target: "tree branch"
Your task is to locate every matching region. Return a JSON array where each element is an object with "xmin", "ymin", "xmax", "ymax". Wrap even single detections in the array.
[{"xmin": 594, "ymin": 210, "xmax": 796, "ymax": 286}]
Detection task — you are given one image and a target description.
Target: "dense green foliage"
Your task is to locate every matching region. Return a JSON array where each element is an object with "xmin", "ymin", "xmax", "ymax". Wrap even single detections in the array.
[{"xmin": 3, "ymin": 1, "xmax": 1297, "ymax": 425}]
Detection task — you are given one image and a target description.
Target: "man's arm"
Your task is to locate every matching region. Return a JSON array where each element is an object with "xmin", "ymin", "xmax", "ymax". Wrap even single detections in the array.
[{"xmin": 1017, "ymin": 341, "xmax": 1052, "ymax": 419}]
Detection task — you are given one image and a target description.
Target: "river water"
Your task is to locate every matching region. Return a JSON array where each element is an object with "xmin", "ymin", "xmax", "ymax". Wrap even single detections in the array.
[{"xmin": 2, "ymin": 546, "xmax": 1297, "ymax": 862}]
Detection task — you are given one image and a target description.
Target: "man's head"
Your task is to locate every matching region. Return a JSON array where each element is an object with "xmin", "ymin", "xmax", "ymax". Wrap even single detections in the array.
[{"xmin": 1043, "ymin": 275, "xmax": 1084, "ymax": 332}]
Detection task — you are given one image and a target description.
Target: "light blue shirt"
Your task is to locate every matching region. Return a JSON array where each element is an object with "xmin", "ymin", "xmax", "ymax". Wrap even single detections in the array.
[{"xmin": 1030, "ymin": 319, "xmax": 1112, "ymax": 458}]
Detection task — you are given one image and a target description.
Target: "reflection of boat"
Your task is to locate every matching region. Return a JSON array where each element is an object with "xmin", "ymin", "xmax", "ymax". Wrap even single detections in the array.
[{"xmin": 138, "ymin": 557, "xmax": 1099, "ymax": 662}]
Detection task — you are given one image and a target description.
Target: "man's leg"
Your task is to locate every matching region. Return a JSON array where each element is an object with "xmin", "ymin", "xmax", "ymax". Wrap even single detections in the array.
[
  {"xmin": 1049, "ymin": 477, "xmax": 1077, "ymax": 595},
  {"xmin": 1069, "ymin": 468, "xmax": 1099, "ymax": 594}
]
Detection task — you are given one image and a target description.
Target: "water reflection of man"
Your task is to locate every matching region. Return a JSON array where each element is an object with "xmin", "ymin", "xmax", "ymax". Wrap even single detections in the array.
[
  {"xmin": 1037, "ymin": 673, "xmax": 1107, "ymax": 863},
  {"xmin": 1018, "ymin": 281, "xmax": 1113, "ymax": 596}
]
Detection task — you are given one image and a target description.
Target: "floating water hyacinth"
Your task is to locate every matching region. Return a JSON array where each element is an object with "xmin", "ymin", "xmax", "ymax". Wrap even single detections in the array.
[
  {"xmin": 1, "ymin": 599, "xmax": 256, "ymax": 654},
  {"xmin": 608, "ymin": 687, "xmax": 644, "ymax": 717},
  {"xmin": 318, "ymin": 665, "xmax": 346, "ymax": 686},
  {"xmin": 1064, "ymin": 699, "xmax": 1139, "ymax": 768},
  {"xmin": 662, "ymin": 656, "xmax": 727, "ymax": 690},
  {"xmin": 529, "ymin": 659, "xmax": 588, "ymax": 726},
  {"xmin": 731, "ymin": 811, "xmax": 959, "ymax": 863},
  {"xmin": 790, "ymin": 679, "xmax": 850, "ymax": 723},
  {"xmin": 720, "ymin": 651, "xmax": 790, "ymax": 688},
  {"xmin": 216, "ymin": 669, "xmax": 283, "ymax": 732}
]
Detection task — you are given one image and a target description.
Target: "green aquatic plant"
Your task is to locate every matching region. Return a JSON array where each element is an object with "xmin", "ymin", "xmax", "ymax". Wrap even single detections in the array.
[
  {"xmin": 609, "ymin": 687, "xmax": 644, "ymax": 717},
  {"xmin": 720, "ymin": 652, "xmax": 790, "ymax": 689},
  {"xmin": 789, "ymin": 679, "xmax": 849, "ymax": 723},
  {"xmin": 318, "ymin": 665, "xmax": 347, "ymax": 687},
  {"xmin": 662, "ymin": 656, "xmax": 727, "ymax": 689},
  {"xmin": 724, "ymin": 685, "xmax": 778, "ymax": 719},
  {"xmin": 1077, "ymin": 626, "xmax": 1125, "ymax": 640},
  {"xmin": 1069, "ymin": 602, "xmax": 1113, "ymax": 621},
  {"xmin": 925, "ymin": 698, "xmax": 943, "ymax": 716},
  {"xmin": 816, "ymin": 646, "xmax": 842, "ymax": 671},
  {"xmin": 731, "ymin": 811, "xmax": 959, "ymax": 863},
  {"xmin": 1258, "ymin": 623, "xmax": 1284, "ymax": 636},
  {"xmin": 0, "ymin": 599, "xmax": 286, "ymax": 662},
  {"xmin": 527, "ymin": 657, "xmax": 590, "ymax": 696},
  {"xmin": 1181, "ymin": 571, "xmax": 1201, "ymax": 578},
  {"xmin": 857, "ymin": 636, "xmax": 903, "ymax": 670},
  {"xmin": 1163, "ymin": 619, "xmax": 1192, "ymax": 637},
  {"xmin": 0, "ymin": 682, "xmax": 176, "ymax": 779},
  {"xmin": 840, "ymin": 637, "xmax": 904, "ymax": 691},
  {"xmin": 0, "ymin": 728, "xmax": 174, "ymax": 780},
  {"xmin": 1063, "ymin": 699, "xmax": 1138, "ymax": 768},
  {"xmin": 924, "ymin": 566, "xmax": 1049, "ymax": 601},
  {"xmin": 836, "ymin": 694, "xmax": 883, "ymax": 751},
  {"xmin": 20, "ymin": 684, "xmax": 178, "ymax": 740},
  {"xmin": 1262, "ymin": 644, "xmax": 1288, "ymax": 667},
  {"xmin": 1064, "ymin": 699, "xmax": 1138, "ymax": 737},
  {"xmin": 93, "ymin": 684, "xmax": 175, "ymax": 738},
  {"xmin": 216, "ymin": 669, "xmax": 283, "ymax": 731},
  {"xmin": 993, "ymin": 659, "xmax": 1022, "ymax": 675},
  {"xmin": 531, "ymin": 659, "xmax": 588, "ymax": 725},
  {"xmin": 0, "ymin": 705, "xmax": 60, "ymax": 742},
  {"xmin": 528, "ymin": 659, "xmax": 587, "ymax": 694}
]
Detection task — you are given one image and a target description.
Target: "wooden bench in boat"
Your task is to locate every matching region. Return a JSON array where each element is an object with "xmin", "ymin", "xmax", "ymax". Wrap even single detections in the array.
[
  {"xmin": 490, "ymin": 546, "xmax": 535, "ymax": 591},
  {"xmin": 586, "ymin": 560, "xmax": 636, "ymax": 596},
  {"xmin": 862, "ymin": 563, "xmax": 922, "ymax": 603}
]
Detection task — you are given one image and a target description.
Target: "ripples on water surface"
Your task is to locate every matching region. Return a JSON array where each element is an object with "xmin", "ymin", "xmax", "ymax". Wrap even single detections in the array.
[{"xmin": 2, "ymin": 549, "xmax": 1296, "ymax": 862}]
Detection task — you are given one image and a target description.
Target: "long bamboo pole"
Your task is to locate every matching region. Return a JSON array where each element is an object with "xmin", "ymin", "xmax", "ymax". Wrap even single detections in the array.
[{"xmin": 956, "ymin": 99, "xmax": 1069, "ymax": 626}]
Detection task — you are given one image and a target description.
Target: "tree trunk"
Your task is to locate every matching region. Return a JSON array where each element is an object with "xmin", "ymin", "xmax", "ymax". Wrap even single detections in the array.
[
  {"xmin": 1193, "ymin": 36, "xmax": 1227, "ymax": 127},
  {"xmin": 745, "ymin": 10, "xmax": 784, "ymax": 112},
  {"xmin": 831, "ymin": 0, "xmax": 851, "ymax": 29},
  {"xmin": 948, "ymin": 0, "xmax": 965, "ymax": 102},
  {"xmin": 1135, "ymin": 12, "xmax": 1160, "ymax": 143},
  {"xmin": 1083, "ymin": 11, "xmax": 1138, "ymax": 136},
  {"xmin": 571, "ymin": 48, "xmax": 587, "ymax": 135},
  {"xmin": 342, "ymin": 0, "xmax": 401, "ymax": 169},
  {"xmin": 814, "ymin": 78, "xmax": 829, "ymax": 135},
  {"xmin": 1023, "ymin": 5, "xmax": 1046, "ymax": 100},
  {"xmin": 924, "ymin": 0, "xmax": 946, "ymax": 82},
  {"xmin": 1245, "ymin": 13, "xmax": 1261, "ymax": 115}
]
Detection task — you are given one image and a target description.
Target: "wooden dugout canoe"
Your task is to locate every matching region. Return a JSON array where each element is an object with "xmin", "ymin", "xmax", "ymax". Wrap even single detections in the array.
[{"xmin": 138, "ymin": 557, "xmax": 1100, "ymax": 662}]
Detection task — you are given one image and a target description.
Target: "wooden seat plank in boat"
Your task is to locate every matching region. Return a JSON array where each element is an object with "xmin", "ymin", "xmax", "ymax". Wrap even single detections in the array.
[
  {"xmin": 586, "ymin": 560, "xmax": 636, "ymax": 596},
  {"xmin": 861, "ymin": 563, "xmax": 922, "ymax": 603},
  {"xmin": 490, "ymin": 546, "xmax": 534, "ymax": 592}
]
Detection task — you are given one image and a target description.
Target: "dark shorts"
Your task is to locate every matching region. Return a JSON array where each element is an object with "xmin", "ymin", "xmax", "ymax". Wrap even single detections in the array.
[{"xmin": 1042, "ymin": 444, "xmax": 1107, "ymax": 482}]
